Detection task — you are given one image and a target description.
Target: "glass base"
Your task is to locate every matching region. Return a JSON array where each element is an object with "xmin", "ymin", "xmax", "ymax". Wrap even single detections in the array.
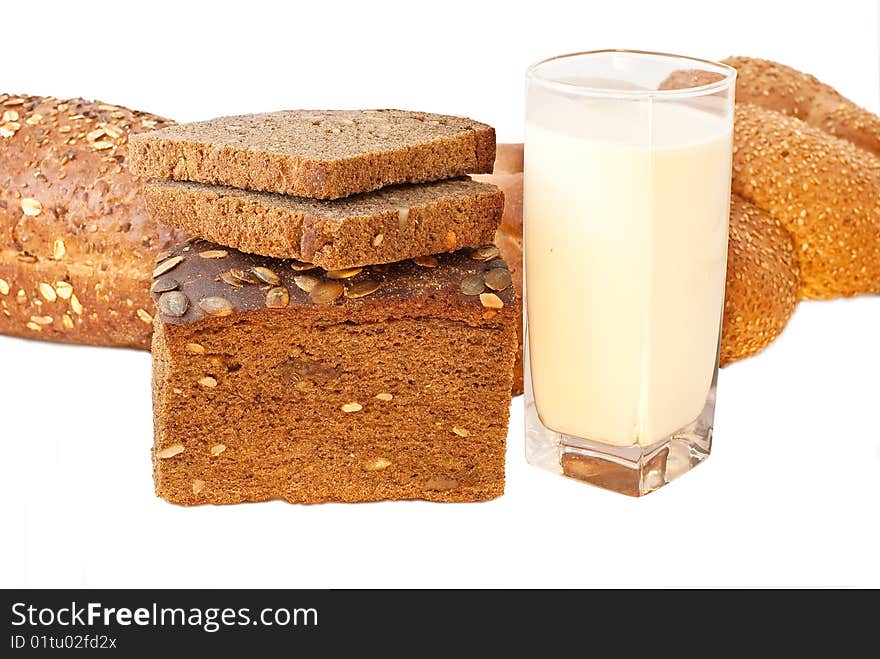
[{"xmin": 525, "ymin": 387, "xmax": 715, "ymax": 497}]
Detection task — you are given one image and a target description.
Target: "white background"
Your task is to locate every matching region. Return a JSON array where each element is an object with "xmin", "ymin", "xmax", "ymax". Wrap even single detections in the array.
[{"xmin": 1, "ymin": 0, "xmax": 878, "ymax": 588}]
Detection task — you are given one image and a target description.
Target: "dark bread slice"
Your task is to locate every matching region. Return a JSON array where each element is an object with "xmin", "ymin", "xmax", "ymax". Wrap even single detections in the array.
[
  {"xmin": 144, "ymin": 177, "xmax": 503, "ymax": 269},
  {"xmin": 130, "ymin": 109, "xmax": 496, "ymax": 200},
  {"xmin": 150, "ymin": 239, "xmax": 517, "ymax": 504}
]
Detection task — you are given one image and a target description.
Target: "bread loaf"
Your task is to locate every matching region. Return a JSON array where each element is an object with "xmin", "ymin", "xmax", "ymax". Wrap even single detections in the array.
[
  {"xmin": 151, "ymin": 240, "xmax": 517, "ymax": 504},
  {"xmin": 722, "ymin": 194, "xmax": 799, "ymax": 365},
  {"xmin": 732, "ymin": 103, "xmax": 880, "ymax": 299},
  {"xmin": 663, "ymin": 60, "xmax": 880, "ymax": 301},
  {"xmin": 726, "ymin": 58, "xmax": 880, "ymax": 300},
  {"xmin": 0, "ymin": 94, "xmax": 180, "ymax": 348},
  {"xmin": 724, "ymin": 56, "xmax": 880, "ymax": 158}
]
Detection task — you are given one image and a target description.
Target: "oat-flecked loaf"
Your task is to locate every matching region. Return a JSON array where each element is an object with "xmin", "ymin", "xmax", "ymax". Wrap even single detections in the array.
[
  {"xmin": 0, "ymin": 94, "xmax": 180, "ymax": 348},
  {"xmin": 151, "ymin": 240, "xmax": 517, "ymax": 504},
  {"xmin": 724, "ymin": 56, "xmax": 880, "ymax": 158},
  {"xmin": 144, "ymin": 177, "xmax": 503, "ymax": 269},
  {"xmin": 732, "ymin": 103, "xmax": 880, "ymax": 299},
  {"xmin": 130, "ymin": 109, "xmax": 496, "ymax": 200},
  {"xmin": 722, "ymin": 194, "xmax": 799, "ymax": 365}
]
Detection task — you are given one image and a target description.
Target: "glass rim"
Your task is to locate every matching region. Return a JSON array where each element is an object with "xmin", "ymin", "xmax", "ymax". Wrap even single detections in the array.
[{"xmin": 526, "ymin": 49, "xmax": 737, "ymax": 99}]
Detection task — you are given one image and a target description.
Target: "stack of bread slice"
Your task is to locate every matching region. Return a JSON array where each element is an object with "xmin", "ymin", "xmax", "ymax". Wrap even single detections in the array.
[{"xmin": 129, "ymin": 109, "xmax": 519, "ymax": 505}]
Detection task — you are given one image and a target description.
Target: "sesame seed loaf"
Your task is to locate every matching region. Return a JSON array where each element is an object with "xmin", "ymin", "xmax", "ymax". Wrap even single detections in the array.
[
  {"xmin": 721, "ymin": 194, "xmax": 799, "ymax": 365},
  {"xmin": 661, "ymin": 63, "xmax": 880, "ymax": 302},
  {"xmin": 732, "ymin": 103, "xmax": 880, "ymax": 300},
  {"xmin": 724, "ymin": 56, "xmax": 880, "ymax": 158},
  {"xmin": 151, "ymin": 239, "xmax": 517, "ymax": 504},
  {"xmin": 143, "ymin": 177, "xmax": 503, "ymax": 269},
  {"xmin": 0, "ymin": 94, "xmax": 181, "ymax": 348},
  {"xmin": 130, "ymin": 109, "xmax": 496, "ymax": 200}
]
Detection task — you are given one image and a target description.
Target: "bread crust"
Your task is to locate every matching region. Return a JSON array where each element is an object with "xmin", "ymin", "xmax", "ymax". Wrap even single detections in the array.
[
  {"xmin": 667, "ymin": 60, "xmax": 880, "ymax": 300},
  {"xmin": 0, "ymin": 253, "xmax": 155, "ymax": 348},
  {"xmin": 725, "ymin": 56, "xmax": 880, "ymax": 158},
  {"xmin": 732, "ymin": 103, "xmax": 880, "ymax": 299},
  {"xmin": 722, "ymin": 195, "xmax": 799, "ymax": 365},
  {"xmin": 0, "ymin": 94, "xmax": 181, "ymax": 347}
]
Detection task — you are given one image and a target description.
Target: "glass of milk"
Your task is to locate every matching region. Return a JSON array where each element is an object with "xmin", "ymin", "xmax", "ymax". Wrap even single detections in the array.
[{"xmin": 524, "ymin": 50, "xmax": 736, "ymax": 496}]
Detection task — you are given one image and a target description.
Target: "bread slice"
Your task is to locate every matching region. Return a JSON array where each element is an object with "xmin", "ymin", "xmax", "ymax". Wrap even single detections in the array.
[
  {"xmin": 144, "ymin": 177, "xmax": 503, "ymax": 269},
  {"xmin": 151, "ymin": 239, "xmax": 517, "ymax": 504},
  {"xmin": 130, "ymin": 109, "xmax": 496, "ymax": 200},
  {"xmin": 0, "ymin": 94, "xmax": 181, "ymax": 348}
]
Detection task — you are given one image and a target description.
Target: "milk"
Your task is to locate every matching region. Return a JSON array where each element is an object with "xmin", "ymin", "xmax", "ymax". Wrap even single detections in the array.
[{"xmin": 525, "ymin": 99, "xmax": 732, "ymax": 448}]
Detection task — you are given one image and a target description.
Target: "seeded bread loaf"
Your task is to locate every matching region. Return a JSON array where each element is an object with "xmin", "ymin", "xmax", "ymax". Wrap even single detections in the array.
[
  {"xmin": 722, "ymin": 194, "xmax": 799, "ymax": 365},
  {"xmin": 724, "ymin": 56, "xmax": 880, "ymax": 158},
  {"xmin": 661, "ymin": 64, "xmax": 880, "ymax": 301},
  {"xmin": 130, "ymin": 109, "xmax": 496, "ymax": 200},
  {"xmin": 144, "ymin": 177, "xmax": 503, "ymax": 269},
  {"xmin": 732, "ymin": 103, "xmax": 880, "ymax": 299},
  {"xmin": 0, "ymin": 94, "xmax": 180, "ymax": 347},
  {"xmin": 151, "ymin": 239, "xmax": 517, "ymax": 504}
]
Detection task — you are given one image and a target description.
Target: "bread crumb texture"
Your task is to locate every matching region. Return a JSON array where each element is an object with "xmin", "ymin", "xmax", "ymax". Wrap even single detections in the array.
[
  {"xmin": 130, "ymin": 109, "xmax": 496, "ymax": 199},
  {"xmin": 151, "ymin": 240, "xmax": 518, "ymax": 504},
  {"xmin": 725, "ymin": 56, "xmax": 880, "ymax": 159},
  {"xmin": 144, "ymin": 177, "xmax": 502, "ymax": 268}
]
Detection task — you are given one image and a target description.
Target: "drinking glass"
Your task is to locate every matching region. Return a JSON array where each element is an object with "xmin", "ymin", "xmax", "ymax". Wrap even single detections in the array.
[{"xmin": 524, "ymin": 50, "xmax": 736, "ymax": 496}]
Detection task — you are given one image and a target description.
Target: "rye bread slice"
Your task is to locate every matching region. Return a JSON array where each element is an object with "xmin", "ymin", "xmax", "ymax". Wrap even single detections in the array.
[
  {"xmin": 129, "ymin": 109, "xmax": 496, "ymax": 199},
  {"xmin": 144, "ymin": 178, "xmax": 503, "ymax": 269}
]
